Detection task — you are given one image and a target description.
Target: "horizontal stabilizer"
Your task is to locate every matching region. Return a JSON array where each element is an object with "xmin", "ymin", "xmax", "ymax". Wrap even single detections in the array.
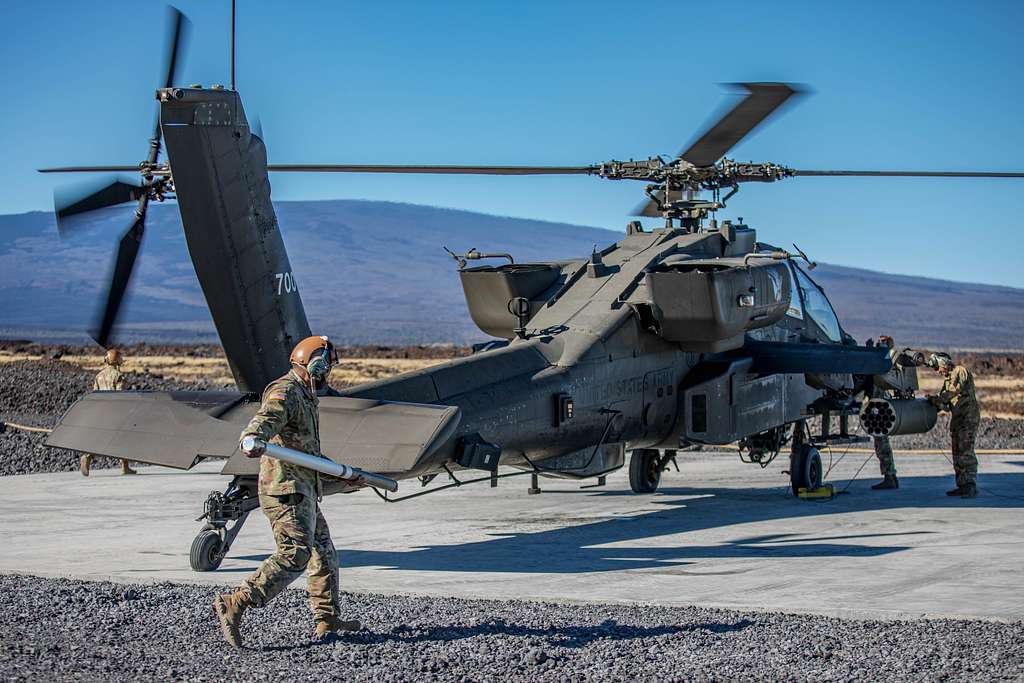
[
  {"xmin": 45, "ymin": 391, "xmax": 461, "ymax": 477},
  {"xmin": 220, "ymin": 396, "xmax": 461, "ymax": 477},
  {"xmin": 45, "ymin": 391, "xmax": 247, "ymax": 470}
]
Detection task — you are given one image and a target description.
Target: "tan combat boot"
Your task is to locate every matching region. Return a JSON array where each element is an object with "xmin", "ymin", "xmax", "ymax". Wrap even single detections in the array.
[
  {"xmin": 121, "ymin": 459, "xmax": 137, "ymax": 475},
  {"xmin": 313, "ymin": 616, "xmax": 361, "ymax": 640},
  {"xmin": 79, "ymin": 454, "xmax": 93, "ymax": 477},
  {"xmin": 214, "ymin": 592, "xmax": 248, "ymax": 648}
]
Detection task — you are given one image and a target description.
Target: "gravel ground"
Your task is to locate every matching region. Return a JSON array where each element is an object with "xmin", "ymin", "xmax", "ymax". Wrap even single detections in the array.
[{"xmin": 0, "ymin": 574, "xmax": 1021, "ymax": 683}]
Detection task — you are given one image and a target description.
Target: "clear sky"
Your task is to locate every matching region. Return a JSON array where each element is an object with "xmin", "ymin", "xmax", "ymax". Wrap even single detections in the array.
[{"xmin": 2, "ymin": 0, "xmax": 1023, "ymax": 287}]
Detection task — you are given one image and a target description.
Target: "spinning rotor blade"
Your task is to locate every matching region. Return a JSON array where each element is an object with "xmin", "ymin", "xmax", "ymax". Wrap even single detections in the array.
[
  {"xmin": 54, "ymin": 179, "xmax": 145, "ymax": 234},
  {"xmin": 264, "ymin": 164, "xmax": 596, "ymax": 175},
  {"xmin": 679, "ymin": 83, "xmax": 800, "ymax": 168},
  {"xmin": 93, "ymin": 212, "xmax": 146, "ymax": 349},
  {"xmin": 150, "ymin": 7, "xmax": 192, "ymax": 159},
  {"xmin": 632, "ymin": 189, "xmax": 683, "ymax": 217},
  {"xmin": 791, "ymin": 169, "xmax": 1024, "ymax": 178}
]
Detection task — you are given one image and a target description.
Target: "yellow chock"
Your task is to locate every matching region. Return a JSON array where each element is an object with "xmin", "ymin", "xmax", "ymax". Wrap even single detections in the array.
[{"xmin": 798, "ymin": 483, "xmax": 835, "ymax": 499}]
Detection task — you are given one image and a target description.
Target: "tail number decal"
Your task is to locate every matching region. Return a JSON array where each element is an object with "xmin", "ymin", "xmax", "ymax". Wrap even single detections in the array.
[{"xmin": 275, "ymin": 272, "xmax": 298, "ymax": 295}]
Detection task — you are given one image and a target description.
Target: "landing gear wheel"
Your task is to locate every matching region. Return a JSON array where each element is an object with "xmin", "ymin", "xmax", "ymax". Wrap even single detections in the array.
[
  {"xmin": 190, "ymin": 529, "xmax": 226, "ymax": 572},
  {"xmin": 629, "ymin": 449, "xmax": 662, "ymax": 493},
  {"xmin": 790, "ymin": 444, "xmax": 823, "ymax": 496}
]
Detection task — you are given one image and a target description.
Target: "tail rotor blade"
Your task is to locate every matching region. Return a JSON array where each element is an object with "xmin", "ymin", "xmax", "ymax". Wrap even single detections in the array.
[
  {"xmin": 92, "ymin": 212, "xmax": 146, "ymax": 348},
  {"xmin": 679, "ymin": 83, "xmax": 802, "ymax": 167},
  {"xmin": 150, "ymin": 7, "xmax": 193, "ymax": 153},
  {"xmin": 54, "ymin": 178, "xmax": 145, "ymax": 235},
  {"xmin": 162, "ymin": 7, "xmax": 191, "ymax": 90}
]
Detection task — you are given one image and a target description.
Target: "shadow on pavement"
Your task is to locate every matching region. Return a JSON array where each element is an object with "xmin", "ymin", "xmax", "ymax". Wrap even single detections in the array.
[{"xmin": 231, "ymin": 472, "xmax": 1024, "ymax": 575}]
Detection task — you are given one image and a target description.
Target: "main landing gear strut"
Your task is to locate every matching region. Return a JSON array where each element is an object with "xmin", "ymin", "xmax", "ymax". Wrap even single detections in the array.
[{"xmin": 189, "ymin": 477, "xmax": 259, "ymax": 572}]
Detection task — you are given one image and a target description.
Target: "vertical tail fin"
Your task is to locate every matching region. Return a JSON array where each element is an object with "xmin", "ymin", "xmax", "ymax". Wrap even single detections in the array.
[{"xmin": 160, "ymin": 88, "xmax": 311, "ymax": 392}]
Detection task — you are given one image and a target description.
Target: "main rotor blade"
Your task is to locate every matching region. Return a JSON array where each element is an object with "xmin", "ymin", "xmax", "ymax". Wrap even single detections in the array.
[
  {"xmin": 680, "ymin": 83, "xmax": 800, "ymax": 167},
  {"xmin": 264, "ymin": 164, "xmax": 597, "ymax": 175},
  {"xmin": 93, "ymin": 212, "xmax": 146, "ymax": 348},
  {"xmin": 792, "ymin": 169, "xmax": 1024, "ymax": 178},
  {"xmin": 39, "ymin": 166, "xmax": 141, "ymax": 173},
  {"xmin": 54, "ymin": 179, "xmax": 145, "ymax": 234}
]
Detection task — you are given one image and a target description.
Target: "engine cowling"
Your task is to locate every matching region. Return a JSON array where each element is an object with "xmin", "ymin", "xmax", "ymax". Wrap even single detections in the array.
[{"xmin": 643, "ymin": 259, "xmax": 791, "ymax": 352}]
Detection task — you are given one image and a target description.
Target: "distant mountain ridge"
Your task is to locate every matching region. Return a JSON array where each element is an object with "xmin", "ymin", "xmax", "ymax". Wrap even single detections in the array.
[{"xmin": 1, "ymin": 199, "xmax": 1021, "ymax": 350}]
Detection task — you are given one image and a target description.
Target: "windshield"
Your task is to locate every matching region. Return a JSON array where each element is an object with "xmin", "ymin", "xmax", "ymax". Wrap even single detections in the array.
[{"xmin": 793, "ymin": 265, "xmax": 842, "ymax": 342}]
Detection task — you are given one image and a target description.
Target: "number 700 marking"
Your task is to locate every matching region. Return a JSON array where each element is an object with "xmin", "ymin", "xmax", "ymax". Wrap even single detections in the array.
[{"xmin": 275, "ymin": 272, "xmax": 297, "ymax": 295}]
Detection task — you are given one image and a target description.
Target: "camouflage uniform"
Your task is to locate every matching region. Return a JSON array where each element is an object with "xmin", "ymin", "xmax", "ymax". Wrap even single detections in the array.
[
  {"xmin": 873, "ymin": 436, "xmax": 896, "ymax": 477},
  {"xmin": 236, "ymin": 370, "xmax": 340, "ymax": 622},
  {"xmin": 933, "ymin": 365, "xmax": 980, "ymax": 488},
  {"xmin": 93, "ymin": 365, "xmax": 124, "ymax": 391},
  {"xmin": 81, "ymin": 366, "xmax": 134, "ymax": 475}
]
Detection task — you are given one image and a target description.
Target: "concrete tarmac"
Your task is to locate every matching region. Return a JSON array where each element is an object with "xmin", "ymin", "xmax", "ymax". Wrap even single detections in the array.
[{"xmin": 1, "ymin": 449, "xmax": 1022, "ymax": 621}]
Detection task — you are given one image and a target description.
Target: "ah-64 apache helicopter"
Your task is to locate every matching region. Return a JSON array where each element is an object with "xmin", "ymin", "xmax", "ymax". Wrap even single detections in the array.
[{"xmin": 39, "ymin": 7, "xmax": 1024, "ymax": 571}]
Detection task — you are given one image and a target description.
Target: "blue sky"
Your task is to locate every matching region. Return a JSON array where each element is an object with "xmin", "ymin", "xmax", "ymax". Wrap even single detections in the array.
[{"xmin": 2, "ymin": 0, "xmax": 1023, "ymax": 287}]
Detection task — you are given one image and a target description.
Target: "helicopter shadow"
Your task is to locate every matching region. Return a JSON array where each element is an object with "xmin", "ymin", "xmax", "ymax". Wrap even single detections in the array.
[{"xmin": 232, "ymin": 471, "xmax": 1024, "ymax": 575}]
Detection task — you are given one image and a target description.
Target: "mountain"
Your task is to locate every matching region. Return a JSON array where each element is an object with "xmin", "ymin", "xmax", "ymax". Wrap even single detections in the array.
[{"xmin": 1, "ymin": 199, "xmax": 1021, "ymax": 350}]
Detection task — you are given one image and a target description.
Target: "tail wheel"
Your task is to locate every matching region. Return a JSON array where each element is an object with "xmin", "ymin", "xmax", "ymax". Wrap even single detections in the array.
[
  {"xmin": 190, "ymin": 529, "xmax": 226, "ymax": 572},
  {"xmin": 629, "ymin": 449, "xmax": 662, "ymax": 493},
  {"xmin": 790, "ymin": 444, "xmax": 823, "ymax": 496}
]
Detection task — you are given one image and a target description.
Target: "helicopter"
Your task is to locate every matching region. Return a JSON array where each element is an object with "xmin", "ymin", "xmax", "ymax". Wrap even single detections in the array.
[{"xmin": 38, "ymin": 7, "xmax": 1024, "ymax": 572}]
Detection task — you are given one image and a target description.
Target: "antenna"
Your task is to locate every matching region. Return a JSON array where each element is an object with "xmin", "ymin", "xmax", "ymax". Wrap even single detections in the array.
[{"xmin": 230, "ymin": 0, "xmax": 236, "ymax": 90}]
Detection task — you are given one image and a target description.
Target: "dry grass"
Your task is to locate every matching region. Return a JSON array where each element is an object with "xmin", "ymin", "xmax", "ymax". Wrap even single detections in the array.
[{"xmin": 0, "ymin": 351, "xmax": 447, "ymax": 390}]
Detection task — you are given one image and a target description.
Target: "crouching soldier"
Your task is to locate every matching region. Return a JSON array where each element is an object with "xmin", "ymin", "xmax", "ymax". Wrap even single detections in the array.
[
  {"xmin": 214, "ymin": 336, "xmax": 360, "ymax": 648},
  {"xmin": 927, "ymin": 353, "xmax": 980, "ymax": 499}
]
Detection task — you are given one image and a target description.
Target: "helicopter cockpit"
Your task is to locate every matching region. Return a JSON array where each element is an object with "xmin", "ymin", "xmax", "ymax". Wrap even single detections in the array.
[{"xmin": 787, "ymin": 263, "xmax": 844, "ymax": 344}]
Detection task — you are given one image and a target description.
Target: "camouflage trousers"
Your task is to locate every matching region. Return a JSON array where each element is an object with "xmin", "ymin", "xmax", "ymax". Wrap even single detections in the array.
[
  {"xmin": 950, "ymin": 420, "xmax": 979, "ymax": 487},
  {"xmin": 873, "ymin": 436, "xmax": 896, "ymax": 477},
  {"xmin": 238, "ymin": 493, "xmax": 339, "ymax": 621}
]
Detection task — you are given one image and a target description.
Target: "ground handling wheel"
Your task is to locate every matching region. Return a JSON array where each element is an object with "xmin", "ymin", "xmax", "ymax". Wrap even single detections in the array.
[
  {"xmin": 190, "ymin": 529, "xmax": 226, "ymax": 572},
  {"xmin": 790, "ymin": 443, "xmax": 823, "ymax": 496},
  {"xmin": 629, "ymin": 449, "xmax": 662, "ymax": 493}
]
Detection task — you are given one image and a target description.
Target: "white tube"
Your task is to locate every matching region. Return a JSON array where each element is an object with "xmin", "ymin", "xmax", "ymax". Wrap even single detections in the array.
[{"xmin": 240, "ymin": 436, "xmax": 399, "ymax": 493}]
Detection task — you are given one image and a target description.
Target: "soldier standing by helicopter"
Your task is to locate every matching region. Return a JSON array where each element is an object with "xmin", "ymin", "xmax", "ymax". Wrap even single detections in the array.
[
  {"xmin": 214, "ymin": 336, "xmax": 360, "ymax": 649},
  {"xmin": 79, "ymin": 348, "xmax": 136, "ymax": 476},
  {"xmin": 927, "ymin": 353, "xmax": 980, "ymax": 499},
  {"xmin": 870, "ymin": 335, "xmax": 899, "ymax": 490}
]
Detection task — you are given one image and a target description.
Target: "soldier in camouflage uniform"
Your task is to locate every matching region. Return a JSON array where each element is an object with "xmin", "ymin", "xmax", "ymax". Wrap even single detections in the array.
[
  {"xmin": 927, "ymin": 353, "xmax": 980, "ymax": 498},
  {"xmin": 79, "ymin": 349, "xmax": 136, "ymax": 476},
  {"xmin": 214, "ymin": 336, "xmax": 360, "ymax": 648},
  {"xmin": 871, "ymin": 336, "xmax": 898, "ymax": 490}
]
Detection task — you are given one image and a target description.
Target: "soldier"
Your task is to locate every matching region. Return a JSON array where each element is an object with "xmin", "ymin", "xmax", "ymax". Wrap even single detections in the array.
[
  {"xmin": 79, "ymin": 349, "xmax": 136, "ymax": 476},
  {"xmin": 214, "ymin": 335, "xmax": 360, "ymax": 648},
  {"xmin": 927, "ymin": 353, "xmax": 980, "ymax": 499},
  {"xmin": 871, "ymin": 335, "xmax": 898, "ymax": 490}
]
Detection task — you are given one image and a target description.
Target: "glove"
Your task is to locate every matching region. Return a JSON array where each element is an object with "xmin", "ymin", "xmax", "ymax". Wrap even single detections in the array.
[
  {"xmin": 240, "ymin": 435, "xmax": 265, "ymax": 458},
  {"xmin": 926, "ymin": 395, "xmax": 941, "ymax": 408}
]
